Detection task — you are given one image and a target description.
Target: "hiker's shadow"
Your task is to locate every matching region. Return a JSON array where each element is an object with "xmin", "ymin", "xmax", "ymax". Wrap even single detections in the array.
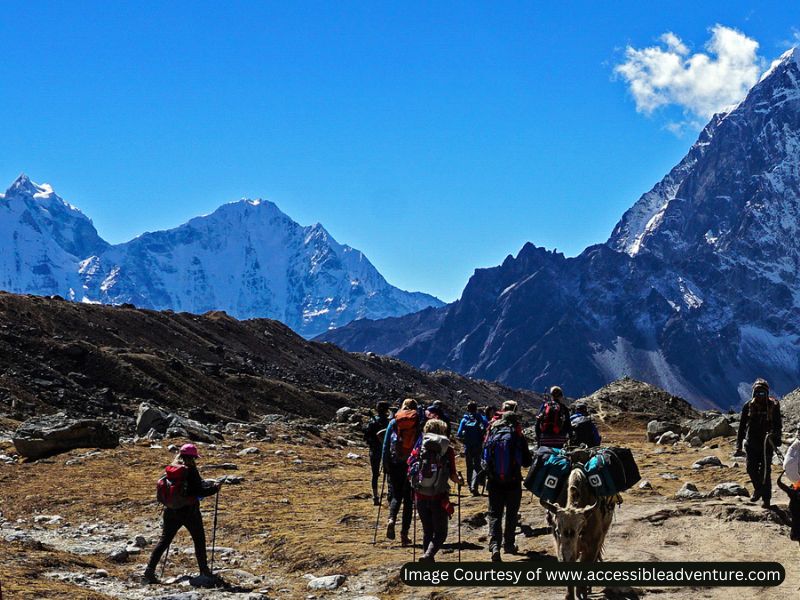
[
  {"xmin": 520, "ymin": 549, "xmax": 557, "ymax": 562},
  {"xmin": 440, "ymin": 541, "xmax": 483, "ymax": 552},
  {"xmin": 170, "ymin": 574, "xmax": 251, "ymax": 593}
]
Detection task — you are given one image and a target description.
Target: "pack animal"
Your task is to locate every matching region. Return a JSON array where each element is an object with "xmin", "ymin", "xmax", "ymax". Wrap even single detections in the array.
[{"xmin": 541, "ymin": 467, "xmax": 615, "ymax": 600}]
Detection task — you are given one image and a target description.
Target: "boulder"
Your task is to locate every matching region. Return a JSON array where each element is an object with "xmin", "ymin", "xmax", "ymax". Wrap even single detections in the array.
[
  {"xmin": 647, "ymin": 420, "xmax": 683, "ymax": 442},
  {"xmin": 708, "ymin": 482, "xmax": 749, "ymax": 498},
  {"xmin": 335, "ymin": 407, "xmax": 355, "ymax": 423},
  {"xmin": 136, "ymin": 403, "xmax": 172, "ymax": 437},
  {"xmin": 656, "ymin": 431, "xmax": 679, "ymax": 445},
  {"xmin": 13, "ymin": 413, "xmax": 119, "ymax": 459},
  {"xmin": 307, "ymin": 574, "xmax": 346, "ymax": 590},
  {"xmin": 136, "ymin": 402, "xmax": 222, "ymax": 443},
  {"xmin": 684, "ymin": 415, "xmax": 735, "ymax": 443},
  {"xmin": 688, "ymin": 436, "xmax": 703, "ymax": 447}
]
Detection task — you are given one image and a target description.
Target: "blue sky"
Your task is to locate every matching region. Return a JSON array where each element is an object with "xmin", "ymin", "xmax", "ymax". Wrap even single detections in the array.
[{"xmin": 1, "ymin": 2, "xmax": 797, "ymax": 301}]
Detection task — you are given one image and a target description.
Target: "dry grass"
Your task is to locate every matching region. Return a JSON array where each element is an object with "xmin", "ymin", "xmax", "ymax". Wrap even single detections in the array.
[{"xmin": 0, "ymin": 422, "xmax": 796, "ymax": 599}]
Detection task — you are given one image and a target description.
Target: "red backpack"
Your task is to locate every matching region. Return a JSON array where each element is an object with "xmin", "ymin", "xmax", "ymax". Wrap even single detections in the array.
[
  {"xmin": 539, "ymin": 400, "xmax": 567, "ymax": 436},
  {"xmin": 156, "ymin": 465, "xmax": 194, "ymax": 509}
]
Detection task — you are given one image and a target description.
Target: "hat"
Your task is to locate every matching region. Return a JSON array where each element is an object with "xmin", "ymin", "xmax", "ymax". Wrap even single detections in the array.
[
  {"xmin": 501, "ymin": 400, "xmax": 518, "ymax": 412},
  {"xmin": 179, "ymin": 443, "xmax": 200, "ymax": 458},
  {"xmin": 550, "ymin": 386, "xmax": 563, "ymax": 398}
]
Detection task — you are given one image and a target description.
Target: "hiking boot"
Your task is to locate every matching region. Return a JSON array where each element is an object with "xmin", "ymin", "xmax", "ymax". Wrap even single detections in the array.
[
  {"xmin": 141, "ymin": 569, "xmax": 159, "ymax": 585},
  {"xmin": 470, "ymin": 488, "xmax": 480, "ymax": 497},
  {"xmin": 491, "ymin": 550, "xmax": 502, "ymax": 562},
  {"xmin": 761, "ymin": 499, "xmax": 772, "ymax": 509},
  {"xmin": 386, "ymin": 519, "xmax": 396, "ymax": 540},
  {"xmin": 401, "ymin": 533, "xmax": 413, "ymax": 547},
  {"xmin": 418, "ymin": 554, "xmax": 435, "ymax": 563},
  {"xmin": 749, "ymin": 491, "xmax": 761, "ymax": 502},
  {"xmin": 373, "ymin": 495, "xmax": 380, "ymax": 506},
  {"xmin": 503, "ymin": 544, "xmax": 518, "ymax": 554}
]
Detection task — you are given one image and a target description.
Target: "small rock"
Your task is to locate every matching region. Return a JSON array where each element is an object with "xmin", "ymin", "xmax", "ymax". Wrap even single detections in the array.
[
  {"xmin": 275, "ymin": 450, "xmax": 286, "ymax": 456},
  {"xmin": 335, "ymin": 407, "xmax": 355, "ymax": 423},
  {"xmin": 688, "ymin": 436, "xmax": 703, "ymax": 447},
  {"xmin": 709, "ymin": 482, "xmax": 749, "ymax": 498},
  {"xmin": 238, "ymin": 447, "xmax": 260, "ymax": 456},
  {"xmin": 692, "ymin": 456, "xmax": 724, "ymax": 469},
  {"xmin": 109, "ymin": 549, "xmax": 129, "ymax": 563},
  {"xmin": 657, "ymin": 431, "xmax": 679, "ymax": 445},
  {"xmin": 346, "ymin": 452, "xmax": 361, "ymax": 460},
  {"xmin": 675, "ymin": 482, "xmax": 704, "ymax": 500},
  {"xmin": 95, "ymin": 569, "xmax": 109, "ymax": 578},
  {"xmin": 639, "ymin": 480, "xmax": 653, "ymax": 490},
  {"xmin": 132, "ymin": 535, "xmax": 147, "ymax": 548},
  {"xmin": 307, "ymin": 574, "xmax": 346, "ymax": 590},
  {"xmin": 660, "ymin": 473, "xmax": 679, "ymax": 480},
  {"xmin": 33, "ymin": 515, "xmax": 63, "ymax": 526}
]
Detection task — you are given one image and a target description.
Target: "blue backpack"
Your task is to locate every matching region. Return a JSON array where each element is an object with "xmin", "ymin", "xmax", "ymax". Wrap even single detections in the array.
[
  {"xmin": 482, "ymin": 424, "xmax": 521, "ymax": 483},
  {"xmin": 460, "ymin": 415, "xmax": 485, "ymax": 448}
]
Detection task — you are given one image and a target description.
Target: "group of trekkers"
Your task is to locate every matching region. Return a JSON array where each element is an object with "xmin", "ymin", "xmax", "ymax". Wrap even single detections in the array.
[
  {"xmin": 138, "ymin": 377, "xmax": 800, "ymax": 585},
  {"xmin": 363, "ymin": 386, "xmax": 602, "ymax": 562}
]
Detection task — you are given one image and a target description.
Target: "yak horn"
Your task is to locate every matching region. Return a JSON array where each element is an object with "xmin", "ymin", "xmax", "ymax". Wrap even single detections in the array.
[
  {"xmin": 540, "ymin": 498, "xmax": 561, "ymax": 513},
  {"xmin": 580, "ymin": 502, "xmax": 598, "ymax": 514}
]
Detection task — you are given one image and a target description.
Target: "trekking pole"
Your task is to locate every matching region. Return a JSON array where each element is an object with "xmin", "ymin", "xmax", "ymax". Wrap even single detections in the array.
[
  {"xmin": 457, "ymin": 471, "xmax": 463, "ymax": 563},
  {"xmin": 160, "ymin": 542, "xmax": 171, "ymax": 579},
  {"xmin": 412, "ymin": 494, "xmax": 417, "ymax": 562},
  {"xmin": 372, "ymin": 468, "xmax": 387, "ymax": 545},
  {"xmin": 210, "ymin": 482, "xmax": 222, "ymax": 573}
]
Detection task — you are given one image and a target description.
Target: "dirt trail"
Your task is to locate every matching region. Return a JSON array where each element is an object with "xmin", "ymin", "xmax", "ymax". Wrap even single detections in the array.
[{"xmin": 0, "ymin": 425, "xmax": 798, "ymax": 599}]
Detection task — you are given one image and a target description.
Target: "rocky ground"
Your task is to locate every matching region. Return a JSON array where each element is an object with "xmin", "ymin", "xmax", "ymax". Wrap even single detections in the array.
[{"xmin": 1, "ymin": 410, "xmax": 799, "ymax": 600}]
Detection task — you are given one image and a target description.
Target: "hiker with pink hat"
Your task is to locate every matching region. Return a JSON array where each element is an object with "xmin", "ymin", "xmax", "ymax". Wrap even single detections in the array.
[{"xmin": 142, "ymin": 442, "xmax": 220, "ymax": 584}]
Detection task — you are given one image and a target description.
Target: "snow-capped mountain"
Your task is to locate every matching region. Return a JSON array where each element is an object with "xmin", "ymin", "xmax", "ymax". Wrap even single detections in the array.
[
  {"xmin": 319, "ymin": 47, "xmax": 800, "ymax": 408},
  {"xmin": 0, "ymin": 178, "xmax": 442, "ymax": 337}
]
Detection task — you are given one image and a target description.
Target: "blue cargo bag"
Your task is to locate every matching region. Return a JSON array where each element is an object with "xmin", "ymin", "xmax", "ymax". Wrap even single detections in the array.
[{"xmin": 524, "ymin": 447, "xmax": 571, "ymax": 502}]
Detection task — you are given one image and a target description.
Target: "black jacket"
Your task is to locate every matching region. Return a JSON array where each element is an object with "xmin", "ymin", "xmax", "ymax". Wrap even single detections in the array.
[
  {"xmin": 737, "ymin": 397, "xmax": 782, "ymax": 449},
  {"xmin": 363, "ymin": 413, "xmax": 390, "ymax": 449}
]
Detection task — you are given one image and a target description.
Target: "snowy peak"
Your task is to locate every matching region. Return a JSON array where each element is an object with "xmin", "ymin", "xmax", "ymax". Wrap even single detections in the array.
[{"xmin": 0, "ymin": 177, "xmax": 442, "ymax": 337}]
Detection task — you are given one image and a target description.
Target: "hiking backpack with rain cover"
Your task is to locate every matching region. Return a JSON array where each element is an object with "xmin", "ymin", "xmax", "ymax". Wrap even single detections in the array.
[
  {"xmin": 460, "ymin": 414, "xmax": 485, "ymax": 448},
  {"xmin": 483, "ymin": 423, "xmax": 522, "ymax": 483},
  {"xmin": 409, "ymin": 433, "xmax": 451, "ymax": 496},
  {"xmin": 156, "ymin": 464, "xmax": 193, "ymax": 509},
  {"xmin": 389, "ymin": 409, "xmax": 419, "ymax": 463}
]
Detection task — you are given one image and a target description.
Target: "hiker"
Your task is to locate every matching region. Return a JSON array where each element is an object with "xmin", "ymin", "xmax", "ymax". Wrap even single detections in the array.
[
  {"xmin": 570, "ymin": 401, "xmax": 601, "ymax": 447},
  {"xmin": 456, "ymin": 401, "xmax": 488, "ymax": 495},
  {"xmin": 736, "ymin": 379, "xmax": 782, "ymax": 508},
  {"xmin": 776, "ymin": 471, "xmax": 800, "ymax": 543},
  {"xmin": 425, "ymin": 400, "xmax": 451, "ymax": 434},
  {"xmin": 382, "ymin": 398, "xmax": 422, "ymax": 546},
  {"xmin": 535, "ymin": 386, "xmax": 572, "ymax": 449},
  {"xmin": 143, "ymin": 444, "xmax": 220, "ymax": 584},
  {"xmin": 408, "ymin": 419, "xmax": 464, "ymax": 562},
  {"xmin": 364, "ymin": 400, "xmax": 392, "ymax": 505},
  {"xmin": 482, "ymin": 403, "xmax": 532, "ymax": 561}
]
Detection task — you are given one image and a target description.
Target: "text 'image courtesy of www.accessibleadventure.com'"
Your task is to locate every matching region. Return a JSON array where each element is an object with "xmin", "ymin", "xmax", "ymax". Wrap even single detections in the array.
[{"xmin": 2, "ymin": 2, "xmax": 800, "ymax": 599}]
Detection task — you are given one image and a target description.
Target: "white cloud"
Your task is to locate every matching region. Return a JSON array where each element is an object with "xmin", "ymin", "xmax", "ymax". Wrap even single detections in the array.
[{"xmin": 615, "ymin": 25, "xmax": 763, "ymax": 123}]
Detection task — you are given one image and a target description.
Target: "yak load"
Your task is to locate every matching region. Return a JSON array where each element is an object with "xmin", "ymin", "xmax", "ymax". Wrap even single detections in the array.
[{"xmin": 525, "ymin": 446, "xmax": 641, "ymax": 600}]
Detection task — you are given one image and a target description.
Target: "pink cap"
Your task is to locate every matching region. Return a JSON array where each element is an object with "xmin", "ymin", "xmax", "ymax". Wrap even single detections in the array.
[{"xmin": 179, "ymin": 443, "xmax": 200, "ymax": 458}]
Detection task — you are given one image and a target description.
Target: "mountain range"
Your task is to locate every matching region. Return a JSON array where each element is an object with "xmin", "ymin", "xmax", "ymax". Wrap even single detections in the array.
[
  {"xmin": 0, "ymin": 177, "xmax": 442, "ymax": 337},
  {"xmin": 318, "ymin": 47, "xmax": 800, "ymax": 409}
]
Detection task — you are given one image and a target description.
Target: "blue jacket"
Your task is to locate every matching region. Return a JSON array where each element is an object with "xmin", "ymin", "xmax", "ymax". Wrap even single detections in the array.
[{"xmin": 456, "ymin": 412, "xmax": 488, "ymax": 449}]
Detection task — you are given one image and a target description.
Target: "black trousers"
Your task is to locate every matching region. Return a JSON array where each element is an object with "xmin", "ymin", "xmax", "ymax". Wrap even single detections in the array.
[
  {"xmin": 146, "ymin": 504, "xmax": 209, "ymax": 573},
  {"xmin": 746, "ymin": 440, "xmax": 773, "ymax": 501},
  {"xmin": 369, "ymin": 446, "xmax": 382, "ymax": 497},
  {"xmin": 464, "ymin": 446, "xmax": 481, "ymax": 492},
  {"xmin": 417, "ymin": 496, "xmax": 449, "ymax": 558},
  {"xmin": 487, "ymin": 481, "xmax": 522, "ymax": 552},
  {"xmin": 388, "ymin": 461, "xmax": 413, "ymax": 535}
]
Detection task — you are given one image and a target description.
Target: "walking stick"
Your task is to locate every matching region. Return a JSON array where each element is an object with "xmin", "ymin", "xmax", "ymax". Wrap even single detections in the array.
[
  {"xmin": 210, "ymin": 483, "xmax": 222, "ymax": 573},
  {"xmin": 160, "ymin": 542, "xmax": 171, "ymax": 579},
  {"xmin": 372, "ymin": 468, "xmax": 387, "ymax": 545},
  {"xmin": 457, "ymin": 471, "xmax": 463, "ymax": 563},
  {"xmin": 412, "ymin": 493, "xmax": 417, "ymax": 562}
]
